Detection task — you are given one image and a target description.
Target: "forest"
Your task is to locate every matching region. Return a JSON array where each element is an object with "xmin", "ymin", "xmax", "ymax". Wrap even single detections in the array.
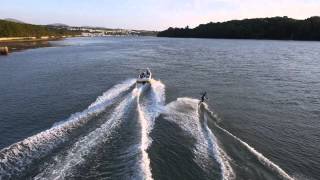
[{"xmin": 158, "ymin": 16, "xmax": 320, "ymax": 40}]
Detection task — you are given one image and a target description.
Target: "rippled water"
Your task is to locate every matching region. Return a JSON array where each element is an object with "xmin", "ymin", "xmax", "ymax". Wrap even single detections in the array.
[{"xmin": 0, "ymin": 37, "xmax": 319, "ymax": 179}]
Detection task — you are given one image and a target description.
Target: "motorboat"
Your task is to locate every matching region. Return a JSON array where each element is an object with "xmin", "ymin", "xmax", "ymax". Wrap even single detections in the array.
[{"xmin": 137, "ymin": 68, "xmax": 152, "ymax": 84}]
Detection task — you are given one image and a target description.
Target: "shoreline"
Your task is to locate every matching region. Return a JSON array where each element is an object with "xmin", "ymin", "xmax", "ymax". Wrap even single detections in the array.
[
  {"xmin": 0, "ymin": 37, "xmax": 68, "ymax": 54},
  {"xmin": 0, "ymin": 35, "xmax": 152, "ymax": 55}
]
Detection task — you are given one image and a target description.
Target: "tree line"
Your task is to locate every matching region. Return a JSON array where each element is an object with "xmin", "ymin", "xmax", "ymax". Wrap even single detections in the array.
[
  {"xmin": 157, "ymin": 16, "xmax": 320, "ymax": 40},
  {"xmin": 0, "ymin": 19, "xmax": 80, "ymax": 38}
]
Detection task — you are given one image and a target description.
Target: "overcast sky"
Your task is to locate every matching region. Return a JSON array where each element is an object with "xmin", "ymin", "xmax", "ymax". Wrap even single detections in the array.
[{"xmin": 0, "ymin": 0, "xmax": 319, "ymax": 30}]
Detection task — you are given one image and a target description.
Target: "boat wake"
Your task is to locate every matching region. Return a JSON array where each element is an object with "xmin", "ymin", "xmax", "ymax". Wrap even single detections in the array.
[
  {"xmin": 137, "ymin": 79, "xmax": 165, "ymax": 180},
  {"xmin": 162, "ymin": 97, "xmax": 234, "ymax": 180},
  {"xmin": 161, "ymin": 97, "xmax": 294, "ymax": 180},
  {"xmin": 0, "ymin": 78, "xmax": 166, "ymax": 180},
  {"xmin": 34, "ymin": 80, "xmax": 165, "ymax": 180},
  {"xmin": 202, "ymin": 102, "xmax": 294, "ymax": 180},
  {"xmin": 34, "ymin": 86, "xmax": 142, "ymax": 179},
  {"xmin": 0, "ymin": 79, "xmax": 136, "ymax": 179},
  {"xmin": 0, "ymin": 79, "xmax": 294, "ymax": 180}
]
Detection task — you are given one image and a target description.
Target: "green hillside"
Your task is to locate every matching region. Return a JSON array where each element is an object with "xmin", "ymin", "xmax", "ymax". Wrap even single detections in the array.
[{"xmin": 0, "ymin": 19, "xmax": 80, "ymax": 38}]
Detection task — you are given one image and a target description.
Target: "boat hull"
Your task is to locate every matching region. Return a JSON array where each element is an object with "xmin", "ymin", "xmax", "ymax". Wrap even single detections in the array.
[{"xmin": 136, "ymin": 78, "xmax": 151, "ymax": 84}]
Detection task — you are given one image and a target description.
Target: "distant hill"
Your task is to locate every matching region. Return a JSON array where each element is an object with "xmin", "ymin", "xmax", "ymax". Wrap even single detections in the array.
[
  {"xmin": 47, "ymin": 23, "xmax": 69, "ymax": 27},
  {"xmin": 4, "ymin": 18, "xmax": 25, "ymax": 24},
  {"xmin": 0, "ymin": 19, "xmax": 80, "ymax": 38},
  {"xmin": 0, "ymin": 18, "xmax": 157, "ymax": 38},
  {"xmin": 158, "ymin": 16, "xmax": 320, "ymax": 41}
]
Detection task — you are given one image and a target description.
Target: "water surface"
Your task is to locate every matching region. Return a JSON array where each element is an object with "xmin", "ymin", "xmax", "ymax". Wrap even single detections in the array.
[{"xmin": 0, "ymin": 37, "xmax": 319, "ymax": 179}]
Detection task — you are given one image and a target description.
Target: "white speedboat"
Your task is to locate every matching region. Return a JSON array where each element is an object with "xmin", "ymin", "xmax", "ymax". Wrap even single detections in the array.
[{"xmin": 137, "ymin": 68, "xmax": 152, "ymax": 84}]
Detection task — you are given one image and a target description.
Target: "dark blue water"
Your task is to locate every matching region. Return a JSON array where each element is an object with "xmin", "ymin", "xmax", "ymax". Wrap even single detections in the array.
[{"xmin": 0, "ymin": 37, "xmax": 319, "ymax": 180}]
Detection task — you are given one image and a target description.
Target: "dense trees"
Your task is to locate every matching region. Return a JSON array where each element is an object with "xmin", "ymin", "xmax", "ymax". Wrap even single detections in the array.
[
  {"xmin": 158, "ymin": 17, "xmax": 320, "ymax": 40},
  {"xmin": 0, "ymin": 20, "xmax": 80, "ymax": 37}
]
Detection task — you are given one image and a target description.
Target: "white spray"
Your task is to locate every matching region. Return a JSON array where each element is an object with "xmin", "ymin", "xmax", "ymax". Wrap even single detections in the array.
[
  {"xmin": 137, "ymin": 80, "xmax": 165, "ymax": 180},
  {"xmin": 0, "ymin": 79, "xmax": 135, "ymax": 178},
  {"xmin": 163, "ymin": 98, "xmax": 234, "ymax": 180},
  {"xmin": 34, "ymin": 88, "xmax": 140, "ymax": 179},
  {"xmin": 215, "ymin": 124, "xmax": 294, "ymax": 180}
]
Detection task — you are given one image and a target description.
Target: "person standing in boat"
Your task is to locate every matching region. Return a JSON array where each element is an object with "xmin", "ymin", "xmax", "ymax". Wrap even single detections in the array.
[{"xmin": 146, "ymin": 69, "xmax": 150, "ymax": 78}]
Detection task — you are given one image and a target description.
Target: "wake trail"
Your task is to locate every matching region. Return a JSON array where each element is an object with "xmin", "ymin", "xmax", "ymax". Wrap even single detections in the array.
[
  {"xmin": 35, "ymin": 86, "xmax": 141, "ymax": 179},
  {"xmin": 137, "ymin": 80, "xmax": 165, "ymax": 180},
  {"xmin": 202, "ymin": 104, "xmax": 294, "ymax": 180},
  {"xmin": 163, "ymin": 98, "xmax": 234, "ymax": 180},
  {"xmin": 0, "ymin": 79, "xmax": 135, "ymax": 179},
  {"xmin": 200, "ymin": 104, "xmax": 235, "ymax": 180},
  {"xmin": 216, "ymin": 124, "xmax": 294, "ymax": 180}
]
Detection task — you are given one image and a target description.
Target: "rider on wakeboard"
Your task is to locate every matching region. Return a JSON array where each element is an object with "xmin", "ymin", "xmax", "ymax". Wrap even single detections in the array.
[{"xmin": 200, "ymin": 92, "xmax": 208, "ymax": 103}]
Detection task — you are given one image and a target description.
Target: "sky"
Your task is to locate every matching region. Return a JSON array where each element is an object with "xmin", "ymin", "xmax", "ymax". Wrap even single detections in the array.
[{"xmin": 0, "ymin": 0, "xmax": 319, "ymax": 30}]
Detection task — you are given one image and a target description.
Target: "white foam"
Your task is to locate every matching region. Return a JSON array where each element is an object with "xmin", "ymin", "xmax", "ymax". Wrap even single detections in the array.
[
  {"xmin": 165, "ymin": 98, "xmax": 293, "ymax": 180},
  {"xmin": 203, "ymin": 112, "xmax": 235, "ymax": 180},
  {"xmin": 137, "ymin": 80, "xmax": 165, "ymax": 180},
  {"xmin": 163, "ymin": 97, "xmax": 234, "ymax": 180},
  {"xmin": 88, "ymin": 79, "xmax": 136, "ymax": 109},
  {"xmin": 137, "ymin": 103, "xmax": 153, "ymax": 180},
  {"xmin": 35, "ymin": 90, "xmax": 138, "ymax": 179},
  {"xmin": 0, "ymin": 79, "xmax": 135, "ymax": 178},
  {"xmin": 215, "ymin": 124, "xmax": 295, "ymax": 180}
]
